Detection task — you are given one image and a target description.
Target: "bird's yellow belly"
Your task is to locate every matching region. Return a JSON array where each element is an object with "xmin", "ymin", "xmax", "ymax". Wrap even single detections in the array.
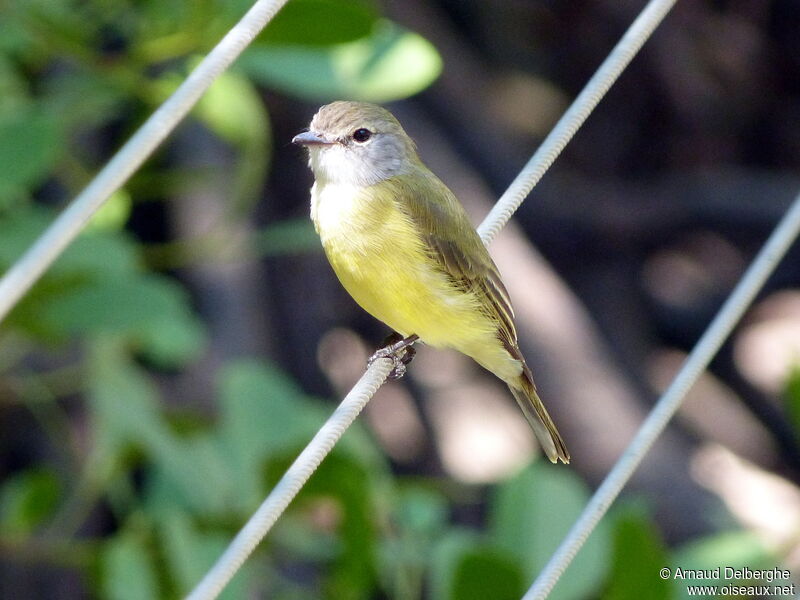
[
  {"xmin": 312, "ymin": 182, "xmax": 495, "ymax": 350},
  {"xmin": 332, "ymin": 246, "xmax": 485, "ymax": 347}
]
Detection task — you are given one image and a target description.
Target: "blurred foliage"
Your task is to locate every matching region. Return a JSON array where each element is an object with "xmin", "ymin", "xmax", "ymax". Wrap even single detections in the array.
[
  {"xmin": 785, "ymin": 367, "xmax": 800, "ymax": 441},
  {"xmin": 0, "ymin": 0, "xmax": 789, "ymax": 598}
]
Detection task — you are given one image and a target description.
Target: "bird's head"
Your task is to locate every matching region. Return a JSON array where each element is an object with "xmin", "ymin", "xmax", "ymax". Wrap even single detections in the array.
[{"xmin": 292, "ymin": 101, "xmax": 419, "ymax": 186}]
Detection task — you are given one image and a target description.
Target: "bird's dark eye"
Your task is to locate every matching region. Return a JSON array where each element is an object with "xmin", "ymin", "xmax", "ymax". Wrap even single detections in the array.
[{"xmin": 352, "ymin": 128, "xmax": 372, "ymax": 143}]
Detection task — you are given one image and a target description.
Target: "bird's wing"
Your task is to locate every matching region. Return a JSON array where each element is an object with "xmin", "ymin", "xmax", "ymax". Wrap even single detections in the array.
[
  {"xmin": 390, "ymin": 172, "xmax": 518, "ymax": 347},
  {"xmin": 391, "ymin": 173, "xmax": 569, "ymax": 464}
]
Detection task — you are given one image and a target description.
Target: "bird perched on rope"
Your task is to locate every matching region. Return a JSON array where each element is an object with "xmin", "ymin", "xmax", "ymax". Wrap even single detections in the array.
[{"xmin": 293, "ymin": 101, "xmax": 569, "ymax": 464}]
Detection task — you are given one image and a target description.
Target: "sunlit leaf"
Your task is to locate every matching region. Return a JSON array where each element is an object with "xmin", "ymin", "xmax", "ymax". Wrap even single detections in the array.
[
  {"xmin": 193, "ymin": 70, "xmax": 270, "ymax": 147},
  {"xmin": 489, "ymin": 464, "xmax": 612, "ymax": 600},
  {"xmin": 86, "ymin": 189, "xmax": 132, "ymax": 232},
  {"xmin": 260, "ymin": 0, "xmax": 378, "ymax": 47},
  {"xmin": 240, "ymin": 20, "xmax": 441, "ymax": 102}
]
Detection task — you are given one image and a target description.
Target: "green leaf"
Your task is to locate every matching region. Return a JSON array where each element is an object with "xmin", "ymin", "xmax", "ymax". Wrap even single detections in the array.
[
  {"xmin": 89, "ymin": 343, "xmax": 232, "ymax": 515},
  {"xmin": 101, "ymin": 530, "xmax": 161, "ymax": 600},
  {"xmin": 156, "ymin": 509, "xmax": 206, "ymax": 592},
  {"xmin": 489, "ymin": 464, "xmax": 611, "ymax": 600},
  {"xmin": 450, "ymin": 547, "xmax": 525, "ymax": 600},
  {"xmin": 240, "ymin": 20, "xmax": 441, "ymax": 102},
  {"xmin": 40, "ymin": 275, "xmax": 181, "ymax": 335},
  {"xmin": 38, "ymin": 274, "xmax": 206, "ymax": 365},
  {"xmin": 0, "ymin": 103, "xmax": 62, "ymax": 196},
  {"xmin": 136, "ymin": 313, "xmax": 207, "ymax": 368},
  {"xmin": 0, "ymin": 209, "xmax": 200, "ymax": 351},
  {"xmin": 604, "ymin": 504, "xmax": 672, "ymax": 600},
  {"xmin": 9, "ymin": 0, "xmax": 95, "ymax": 51},
  {"xmin": 218, "ymin": 359, "xmax": 324, "ymax": 457},
  {"xmin": 149, "ymin": 432, "xmax": 237, "ymax": 516},
  {"xmin": 142, "ymin": 442, "xmax": 232, "ymax": 519},
  {"xmin": 0, "ymin": 208, "xmax": 140, "ymax": 277},
  {"xmin": 88, "ymin": 340, "xmax": 170, "ymax": 457},
  {"xmin": 193, "ymin": 69, "xmax": 270, "ymax": 147},
  {"xmin": 0, "ymin": 469, "xmax": 60, "ymax": 536},
  {"xmin": 259, "ymin": 0, "xmax": 378, "ymax": 47},
  {"xmin": 135, "ymin": 0, "xmax": 195, "ymax": 40},
  {"xmin": 54, "ymin": 232, "xmax": 141, "ymax": 279}
]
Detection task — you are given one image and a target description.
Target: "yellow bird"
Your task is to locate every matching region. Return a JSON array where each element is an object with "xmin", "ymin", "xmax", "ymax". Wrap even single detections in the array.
[{"xmin": 293, "ymin": 101, "xmax": 569, "ymax": 464}]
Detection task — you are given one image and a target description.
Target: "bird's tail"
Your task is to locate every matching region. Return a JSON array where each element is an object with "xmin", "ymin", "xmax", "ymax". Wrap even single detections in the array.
[{"xmin": 508, "ymin": 367, "xmax": 570, "ymax": 464}]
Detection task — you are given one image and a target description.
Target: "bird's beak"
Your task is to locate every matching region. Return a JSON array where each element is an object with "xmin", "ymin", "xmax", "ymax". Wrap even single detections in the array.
[{"xmin": 292, "ymin": 131, "xmax": 333, "ymax": 146}]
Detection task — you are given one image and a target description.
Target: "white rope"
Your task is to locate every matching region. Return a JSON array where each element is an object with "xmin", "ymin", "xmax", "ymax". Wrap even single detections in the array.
[
  {"xmin": 523, "ymin": 193, "xmax": 800, "ymax": 600},
  {"xmin": 185, "ymin": 358, "xmax": 393, "ymax": 600},
  {"xmin": 0, "ymin": 0, "xmax": 291, "ymax": 324},
  {"xmin": 477, "ymin": 0, "xmax": 679, "ymax": 245}
]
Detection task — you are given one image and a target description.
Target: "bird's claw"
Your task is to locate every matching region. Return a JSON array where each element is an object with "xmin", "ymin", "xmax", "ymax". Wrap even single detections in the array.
[{"xmin": 368, "ymin": 333, "xmax": 418, "ymax": 380}]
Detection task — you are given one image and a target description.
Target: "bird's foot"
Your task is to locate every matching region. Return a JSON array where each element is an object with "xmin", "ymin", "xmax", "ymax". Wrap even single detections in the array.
[{"xmin": 368, "ymin": 333, "xmax": 419, "ymax": 380}]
